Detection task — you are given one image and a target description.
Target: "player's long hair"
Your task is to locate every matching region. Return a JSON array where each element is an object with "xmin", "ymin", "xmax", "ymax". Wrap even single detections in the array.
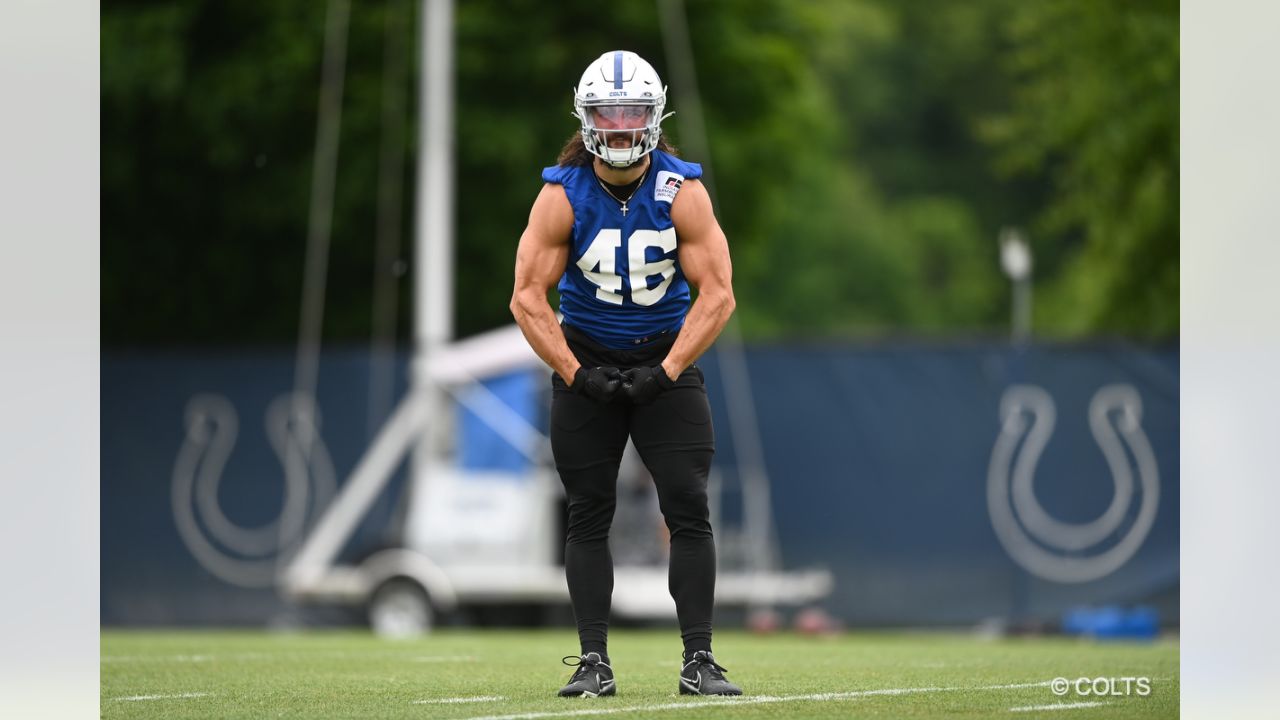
[{"xmin": 556, "ymin": 132, "xmax": 680, "ymax": 167}]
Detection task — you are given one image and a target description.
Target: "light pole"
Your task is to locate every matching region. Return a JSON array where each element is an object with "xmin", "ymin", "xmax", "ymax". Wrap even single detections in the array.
[{"xmin": 999, "ymin": 227, "xmax": 1033, "ymax": 344}]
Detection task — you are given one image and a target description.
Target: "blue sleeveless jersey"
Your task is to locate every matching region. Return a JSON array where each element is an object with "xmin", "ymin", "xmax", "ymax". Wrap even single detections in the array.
[{"xmin": 541, "ymin": 150, "xmax": 703, "ymax": 349}]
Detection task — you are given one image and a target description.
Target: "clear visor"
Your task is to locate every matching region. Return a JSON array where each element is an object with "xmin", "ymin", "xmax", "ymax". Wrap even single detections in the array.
[
  {"xmin": 588, "ymin": 105, "xmax": 653, "ymax": 130},
  {"xmin": 586, "ymin": 105, "xmax": 653, "ymax": 152}
]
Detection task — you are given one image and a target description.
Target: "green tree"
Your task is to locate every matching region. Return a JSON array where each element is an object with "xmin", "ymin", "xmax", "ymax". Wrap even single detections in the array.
[
  {"xmin": 100, "ymin": 0, "xmax": 1177, "ymax": 346},
  {"xmin": 982, "ymin": 0, "xmax": 1179, "ymax": 338}
]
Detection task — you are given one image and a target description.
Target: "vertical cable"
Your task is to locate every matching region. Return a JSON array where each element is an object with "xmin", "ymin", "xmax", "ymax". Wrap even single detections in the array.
[
  {"xmin": 368, "ymin": 0, "xmax": 411, "ymax": 440},
  {"xmin": 286, "ymin": 0, "xmax": 351, "ymax": 568}
]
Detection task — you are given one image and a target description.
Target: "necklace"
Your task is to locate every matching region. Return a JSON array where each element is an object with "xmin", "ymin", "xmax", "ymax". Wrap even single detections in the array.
[{"xmin": 595, "ymin": 166, "xmax": 649, "ymax": 217}]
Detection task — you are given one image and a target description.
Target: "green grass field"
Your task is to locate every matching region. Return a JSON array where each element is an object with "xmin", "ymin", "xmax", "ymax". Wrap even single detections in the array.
[{"xmin": 101, "ymin": 628, "xmax": 1178, "ymax": 719}]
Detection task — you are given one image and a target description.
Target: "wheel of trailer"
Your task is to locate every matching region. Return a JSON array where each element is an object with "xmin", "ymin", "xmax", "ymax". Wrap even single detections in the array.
[{"xmin": 369, "ymin": 577, "xmax": 433, "ymax": 637}]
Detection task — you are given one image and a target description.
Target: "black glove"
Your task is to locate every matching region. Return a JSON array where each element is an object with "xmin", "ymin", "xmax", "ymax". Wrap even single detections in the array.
[
  {"xmin": 572, "ymin": 366, "xmax": 625, "ymax": 403},
  {"xmin": 622, "ymin": 365, "xmax": 676, "ymax": 404}
]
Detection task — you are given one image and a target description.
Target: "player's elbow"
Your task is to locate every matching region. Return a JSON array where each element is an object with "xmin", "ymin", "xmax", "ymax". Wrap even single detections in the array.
[
  {"xmin": 509, "ymin": 287, "xmax": 540, "ymax": 322},
  {"xmin": 709, "ymin": 285, "xmax": 735, "ymax": 318}
]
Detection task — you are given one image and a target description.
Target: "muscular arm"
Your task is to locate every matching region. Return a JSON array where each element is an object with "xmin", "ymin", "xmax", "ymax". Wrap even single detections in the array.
[
  {"xmin": 510, "ymin": 183, "xmax": 581, "ymax": 385},
  {"xmin": 661, "ymin": 179, "xmax": 736, "ymax": 380}
]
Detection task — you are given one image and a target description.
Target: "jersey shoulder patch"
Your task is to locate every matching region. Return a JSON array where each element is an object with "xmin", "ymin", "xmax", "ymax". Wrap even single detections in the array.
[
  {"xmin": 654, "ymin": 170, "xmax": 685, "ymax": 204},
  {"xmin": 651, "ymin": 151, "xmax": 702, "ymax": 204}
]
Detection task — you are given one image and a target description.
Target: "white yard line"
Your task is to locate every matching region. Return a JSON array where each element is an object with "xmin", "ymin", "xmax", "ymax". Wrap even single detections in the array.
[
  {"xmin": 455, "ymin": 680, "xmax": 1056, "ymax": 720},
  {"xmin": 414, "ymin": 696, "xmax": 507, "ymax": 705},
  {"xmin": 112, "ymin": 692, "xmax": 213, "ymax": 702},
  {"xmin": 1010, "ymin": 701, "xmax": 1110, "ymax": 712},
  {"xmin": 103, "ymin": 652, "xmax": 477, "ymax": 663}
]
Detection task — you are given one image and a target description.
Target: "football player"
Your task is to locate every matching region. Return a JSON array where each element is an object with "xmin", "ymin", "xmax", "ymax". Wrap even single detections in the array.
[{"xmin": 510, "ymin": 50, "xmax": 742, "ymax": 697}]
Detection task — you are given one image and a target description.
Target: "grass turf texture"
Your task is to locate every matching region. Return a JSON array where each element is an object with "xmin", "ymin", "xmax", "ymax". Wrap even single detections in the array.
[{"xmin": 102, "ymin": 628, "xmax": 1178, "ymax": 719}]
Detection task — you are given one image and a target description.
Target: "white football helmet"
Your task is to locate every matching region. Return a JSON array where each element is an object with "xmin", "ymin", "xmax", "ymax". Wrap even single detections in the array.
[{"xmin": 573, "ymin": 50, "xmax": 670, "ymax": 168}]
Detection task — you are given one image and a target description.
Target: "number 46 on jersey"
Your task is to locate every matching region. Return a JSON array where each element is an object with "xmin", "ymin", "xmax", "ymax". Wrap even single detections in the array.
[{"xmin": 577, "ymin": 227, "xmax": 677, "ymax": 306}]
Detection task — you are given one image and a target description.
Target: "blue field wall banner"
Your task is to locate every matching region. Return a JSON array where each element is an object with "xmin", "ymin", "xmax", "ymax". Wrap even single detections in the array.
[
  {"xmin": 101, "ymin": 349, "xmax": 413, "ymax": 626},
  {"xmin": 697, "ymin": 343, "xmax": 1178, "ymax": 625},
  {"xmin": 101, "ymin": 342, "xmax": 1178, "ymax": 626}
]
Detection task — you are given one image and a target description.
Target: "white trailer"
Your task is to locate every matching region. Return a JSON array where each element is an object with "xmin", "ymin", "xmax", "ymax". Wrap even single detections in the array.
[{"xmin": 280, "ymin": 324, "xmax": 831, "ymax": 635}]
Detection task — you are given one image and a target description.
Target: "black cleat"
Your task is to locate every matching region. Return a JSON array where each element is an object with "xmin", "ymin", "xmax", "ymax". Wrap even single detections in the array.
[
  {"xmin": 558, "ymin": 652, "xmax": 616, "ymax": 698},
  {"xmin": 679, "ymin": 650, "xmax": 743, "ymax": 696}
]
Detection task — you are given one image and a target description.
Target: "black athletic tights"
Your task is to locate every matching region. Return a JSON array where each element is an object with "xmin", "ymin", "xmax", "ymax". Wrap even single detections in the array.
[{"xmin": 550, "ymin": 324, "xmax": 716, "ymax": 658}]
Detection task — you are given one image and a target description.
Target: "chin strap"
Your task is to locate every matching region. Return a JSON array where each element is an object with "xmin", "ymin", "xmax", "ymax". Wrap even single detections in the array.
[{"xmin": 603, "ymin": 141, "xmax": 653, "ymax": 168}]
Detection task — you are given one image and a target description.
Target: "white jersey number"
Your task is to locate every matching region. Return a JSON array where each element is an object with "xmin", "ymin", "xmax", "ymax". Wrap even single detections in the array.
[{"xmin": 576, "ymin": 227, "xmax": 677, "ymax": 306}]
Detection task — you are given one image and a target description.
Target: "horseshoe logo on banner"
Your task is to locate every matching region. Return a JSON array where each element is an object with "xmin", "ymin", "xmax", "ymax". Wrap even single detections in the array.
[
  {"xmin": 987, "ymin": 384, "xmax": 1160, "ymax": 583},
  {"xmin": 171, "ymin": 393, "xmax": 338, "ymax": 588}
]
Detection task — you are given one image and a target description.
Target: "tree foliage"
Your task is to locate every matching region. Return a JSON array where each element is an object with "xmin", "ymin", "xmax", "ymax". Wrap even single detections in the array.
[
  {"xmin": 982, "ymin": 0, "xmax": 1179, "ymax": 338},
  {"xmin": 101, "ymin": 0, "xmax": 1178, "ymax": 346}
]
